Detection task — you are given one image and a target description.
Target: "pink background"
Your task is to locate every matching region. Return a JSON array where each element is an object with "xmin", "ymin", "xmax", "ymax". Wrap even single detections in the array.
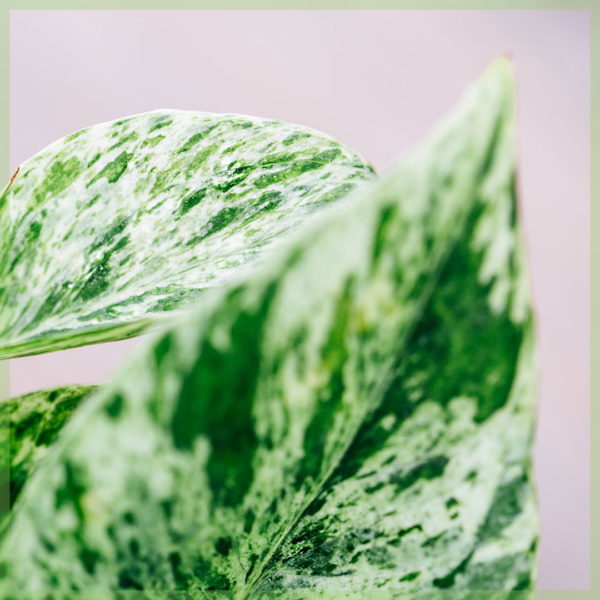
[{"xmin": 9, "ymin": 10, "xmax": 590, "ymax": 590}]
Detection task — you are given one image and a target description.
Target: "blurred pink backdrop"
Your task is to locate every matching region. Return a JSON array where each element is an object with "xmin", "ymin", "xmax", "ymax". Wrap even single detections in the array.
[{"xmin": 9, "ymin": 10, "xmax": 590, "ymax": 590}]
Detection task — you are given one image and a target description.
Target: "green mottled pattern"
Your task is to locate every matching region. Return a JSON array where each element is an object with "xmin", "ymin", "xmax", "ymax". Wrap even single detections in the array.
[
  {"xmin": 0, "ymin": 111, "xmax": 374, "ymax": 358},
  {"xmin": 0, "ymin": 60, "xmax": 535, "ymax": 598},
  {"xmin": 250, "ymin": 590, "xmax": 531, "ymax": 600},
  {"xmin": 259, "ymin": 59, "xmax": 536, "ymax": 595},
  {"xmin": 0, "ymin": 590, "xmax": 534, "ymax": 600},
  {"xmin": 0, "ymin": 386, "xmax": 94, "ymax": 534},
  {"xmin": 259, "ymin": 164, "xmax": 536, "ymax": 592}
]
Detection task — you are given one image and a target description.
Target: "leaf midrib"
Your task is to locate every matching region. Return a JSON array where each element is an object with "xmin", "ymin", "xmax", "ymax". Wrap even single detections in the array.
[{"xmin": 241, "ymin": 204, "xmax": 474, "ymax": 599}]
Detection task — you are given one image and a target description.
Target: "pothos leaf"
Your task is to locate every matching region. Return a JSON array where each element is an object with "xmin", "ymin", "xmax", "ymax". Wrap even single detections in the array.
[
  {"xmin": 0, "ymin": 111, "xmax": 374, "ymax": 358},
  {"xmin": 258, "ymin": 61, "xmax": 537, "ymax": 593},
  {"xmin": 259, "ymin": 198, "xmax": 536, "ymax": 593},
  {"xmin": 0, "ymin": 385, "xmax": 95, "ymax": 533},
  {"xmin": 0, "ymin": 59, "xmax": 536, "ymax": 597}
]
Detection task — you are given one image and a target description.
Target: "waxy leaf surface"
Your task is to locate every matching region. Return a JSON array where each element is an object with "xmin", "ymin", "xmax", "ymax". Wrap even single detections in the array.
[
  {"xmin": 0, "ymin": 60, "xmax": 537, "ymax": 598},
  {"xmin": 0, "ymin": 111, "xmax": 374, "ymax": 358}
]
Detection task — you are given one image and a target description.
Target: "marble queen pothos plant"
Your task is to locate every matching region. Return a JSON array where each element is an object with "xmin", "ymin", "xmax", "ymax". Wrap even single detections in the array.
[{"xmin": 0, "ymin": 58, "xmax": 537, "ymax": 599}]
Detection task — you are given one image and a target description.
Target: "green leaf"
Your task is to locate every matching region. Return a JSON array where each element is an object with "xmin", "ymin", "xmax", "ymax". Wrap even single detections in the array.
[
  {"xmin": 0, "ymin": 111, "xmax": 374, "ymax": 358},
  {"xmin": 0, "ymin": 385, "xmax": 95, "ymax": 533},
  {"xmin": 0, "ymin": 59, "xmax": 536, "ymax": 597},
  {"xmin": 258, "ymin": 214, "xmax": 536, "ymax": 594}
]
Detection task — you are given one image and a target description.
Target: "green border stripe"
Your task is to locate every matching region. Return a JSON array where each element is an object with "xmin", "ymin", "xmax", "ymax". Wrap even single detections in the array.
[{"xmin": 2, "ymin": 2, "xmax": 598, "ymax": 9}]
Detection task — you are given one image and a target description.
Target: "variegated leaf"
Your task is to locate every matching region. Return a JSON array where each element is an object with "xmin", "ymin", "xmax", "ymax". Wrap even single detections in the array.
[
  {"xmin": 0, "ymin": 59, "xmax": 536, "ymax": 598},
  {"xmin": 0, "ymin": 111, "xmax": 374, "ymax": 358},
  {"xmin": 0, "ymin": 385, "xmax": 95, "ymax": 533},
  {"xmin": 259, "ymin": 194, "xmax": 536, "ymax": 594}
]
